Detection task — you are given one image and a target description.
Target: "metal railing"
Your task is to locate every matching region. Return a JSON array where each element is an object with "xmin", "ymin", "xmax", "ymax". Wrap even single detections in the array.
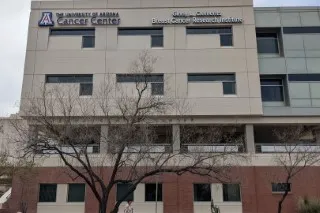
[
  {"xmin": 255, "ymin": 143, "xmax": 320, "ymax": 153},
  {"xmin": 181, "ymin": 144, "xmax": 244, "ymax": 153},
  {"xmin": 35, "ymin": 144, "xmax": 100, "ymax": 154},
  {"xmin": 109, "ymin": 144, "xmax": 173, "ymax": 153}
]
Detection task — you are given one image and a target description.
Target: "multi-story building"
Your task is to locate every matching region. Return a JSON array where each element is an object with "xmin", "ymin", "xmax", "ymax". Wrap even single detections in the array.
[{"xmin": 1, "ymin": 0, "xmax": 320, "ymax": 213}]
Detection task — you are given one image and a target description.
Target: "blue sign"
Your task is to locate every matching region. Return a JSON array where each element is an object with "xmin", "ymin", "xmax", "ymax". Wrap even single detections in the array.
[{"xmin": 39, "ymin": 12, "xmax": 54, "ymax": 27}]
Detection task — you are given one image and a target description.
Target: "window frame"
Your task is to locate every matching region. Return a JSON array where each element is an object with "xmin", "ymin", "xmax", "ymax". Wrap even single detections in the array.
[
  {"xmin": 67, "ymin": 183, "xmax": 86, "ymax": 203},
  {"xmin": 222, "ymin": 184, "xmax": 241, "ymax": 202},
  {"xmin": 39, "ymin": 184, "xmax": 57, "ymax": 203},
  {"xmin": 283, "ymin": 27, "xmax": 320, "ymax": 34},
  {"xmin": 256, "ymin": 32, "xmax": 280, "ymax": 54},
  {"xmin": 188, "ymin": 73, "xmax": 237, "ymax": 95},
  {"xmin": 116, "ymin": 183, "xmax": 134, "ymax": 202},
  {"xmin": 46, "ymin": 74, "xmax": 93, "ymax": 84},
  {"xmin": 272, "ymin": 183, "xmax": 291, "ymax": 193},
  {"xmin": 50, "ymin": 28, "xmax": 95, "ymax": 36},
  {"xmin": 82, "ymin": 36, "xmax": 95, "ymax": 48},
  {"xmin": 260, "ymin": 78, "xmax": 285, "ymax": 102},
  {"xmin": 193, "ymin": 183, "xmax": 212, "ymax": 202},
  {"xmin": 79, "ymin": 83, "xmax": 93, "ymax": 96},
  {"xmin": 145, "ymin": 183, "xmax": 163, "ymax": 202},
  {"xmin": 186, "ymin": 26, "xmax": 233, "ymax": 47}
]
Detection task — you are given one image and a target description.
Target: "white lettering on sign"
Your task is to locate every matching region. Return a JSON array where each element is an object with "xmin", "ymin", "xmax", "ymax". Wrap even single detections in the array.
[{"xmin": 152, "ymin": 11, "xmax": 243, "ymax": 25}]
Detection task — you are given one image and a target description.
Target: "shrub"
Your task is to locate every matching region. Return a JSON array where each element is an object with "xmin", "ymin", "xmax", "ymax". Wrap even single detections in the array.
[{"xmin": 298, "ymin": 197, "xmax": 320, "ymax": 213}]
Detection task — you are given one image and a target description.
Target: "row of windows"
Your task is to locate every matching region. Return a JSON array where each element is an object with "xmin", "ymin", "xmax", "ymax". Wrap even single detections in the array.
[
  {"xmin": 45, "ymin": 73, "xmax": 237, "ymax": 96},
  {"xmin": 39, "ymin": 183, "xmax": 85, "ymax": 202},
  {"xmin": 45, "ymin": 73, "xmax": 320, "ymax": 101},
  {"xmin": 261, "ymin": 74, "xmax": 320, "ymax": 102},
  {"xmin": 49, "ymin": 26, "xmax": 234, "ymax": 48},
  {"xmin": 39, "ymin": 182, "xmax": 290, "ymax": 203}
]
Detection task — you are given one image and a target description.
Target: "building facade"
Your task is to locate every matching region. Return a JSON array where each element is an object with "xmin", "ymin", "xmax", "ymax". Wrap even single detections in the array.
[{"xmin": 1, "ymin": 0, "xmax": 320, "ymax": 213}]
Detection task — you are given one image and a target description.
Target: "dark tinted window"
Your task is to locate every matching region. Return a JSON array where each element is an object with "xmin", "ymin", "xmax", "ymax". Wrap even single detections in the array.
[
  {"xmin": 46, "ymin": 75, "xmax": 93, "ymax": 83},
  {"xmin": 283, "ymin": 27, "xmax": 320, "ymax": 34},
  {"xmin": 145, "ymin": 183, "xmax": 162, "ymax": 201},
  {"xmin": 82, "ymin": 36, "xmax": 95, "ymax": 48},
  {"xmin": 194, "ymin": 184, "xmax": 211, "ymax": 201},
  {"xmin": 188, "ymin": 74, "xmax": 235, "ymax": 82},
  {"xmin": 39, "ymin": 184, "xmax": 57, "ymax": 202},
  {"xmin": 50, "ymin": 29, "xmax": 95, "ymax": 36},
  {"xmin": 80, "ymin": 83, "xmax": 93, "ymax": 96},
  {"xmin": 220, "ymin": 34, "xmax": 233, "ymax": 46},
  {"xmin": 186, "ymin": 27, "xmax": 232, "ymax": 34},
  {"xmin": 288, "ymin": 74, "xmax": 320, "ymax": 82},
  {"xmin": 118, "ymin": 28, "xmax": 163, "ymax": 36},
  {"xmin": 151, "ymin": 35, "xmax": 163, "ymax": 47},
  {"xmin": 223, "ymin": 82, "xmax": 236, "ymax": 95},
  {"xmin": 117, "ymin": 184, "xmax": 134, "ymax": 201},
  {"xmin": 116, "ymin": 74, "xmax": 164, "ymax": 83},
  {"xmin": 223, "ymin": 184, "xmax": 241, "ymax": 202},
  {"xmin": 151, "ymin": 83, "xmax": 164, "ymax": 95},
  {"xmin": 257, "ymin": 33, "xmax": 279, "ymax": 54},
  {"xmin": 68, "ymin": 184, "xmax": 85, "ymax": 202},
  {"xmin": 272, "ymin": 183, "xmax": 291, "ymax": 192},
  {"xmin": 260, "ymin": 79, "xmax": 284, "ymax": 102}
]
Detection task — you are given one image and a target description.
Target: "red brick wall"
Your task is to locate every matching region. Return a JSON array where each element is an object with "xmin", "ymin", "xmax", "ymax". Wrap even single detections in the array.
[{"xmin": 8, "ymin": 166, "xmax": 320, "ymax": 213}]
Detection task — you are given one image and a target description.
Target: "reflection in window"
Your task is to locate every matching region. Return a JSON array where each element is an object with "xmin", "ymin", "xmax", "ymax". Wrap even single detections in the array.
[
  {"xmin": 223, "ymin": 184, "xmax": 241, "ymax": 202},
  {"xmin": 257, "ymin": 33, "xmax": 279, "ymax": 54},
  {"xmin": 260, "ymin": 79, "xmax": 284, "ymax": 102},
  {"xmin": 193, "ymin": 184, "xmax": 211, "ymax": 201}
]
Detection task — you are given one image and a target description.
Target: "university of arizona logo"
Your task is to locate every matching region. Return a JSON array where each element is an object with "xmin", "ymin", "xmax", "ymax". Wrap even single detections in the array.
[{"xmin": 38, "ymin": 12, "xmax": 54, "ymax": 27}]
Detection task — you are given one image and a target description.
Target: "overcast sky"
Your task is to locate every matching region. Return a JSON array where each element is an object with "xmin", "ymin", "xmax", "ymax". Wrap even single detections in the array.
[{"xmin": 0, "ymin": 0, "xmax": 319, "ymax": 117}]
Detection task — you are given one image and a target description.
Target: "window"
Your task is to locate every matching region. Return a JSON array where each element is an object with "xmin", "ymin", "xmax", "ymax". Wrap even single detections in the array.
[
  {"xmin": 256, "ymin": 28, "xmax": 282, "ymax": 54},
  {"xmin": 223, "ymin": 82, "xmax": 236, "ymax": 95},
  {"xmin": 151, "ymin": 35, "xmax": 164, "ymax": 47},
  {"xmin": 272, "ymin": 183, "xmax": 291, "ymax": 193},
  {"xmin": 193, "ymin": 184, "xmax": 211, "ymax": 201},
  {"xmin": 82, "ymin": 36, "xmax": 95, "ymax": 48},
  {"xmin": 283, "ymin": 27, "xmax": 320, "ymax": 34},
  {"xmin": 151, "ymin": 83, "xmax": 164, "ymax": 95},
  {"xmin": 116, "ymin": 74, "xmax": 163, "ymax": 83},
  {"xmin": 117, "ymin": 183, "xmax": 134, "ymax": 201},
  {"xmin": 46, "ymin": 75, "xmax": 93, "ymax": 84},
  {"xmin": 46, "ymin": 74, "xmax": 93, "ymax": 96},
  {"xmin": 39, "ymin": 184, "xmax": 57, "ymax": 202},
  {"xmin": 186, "ymin": 27, "xmax": 233, "ymax": 46},
  {"xmin": 145, "ymin": 183, "xmax": 162, "ymax": 202},
  {"xmin": 260, "ymin": 78, "xmax": 284, "ymax": 102},
  {"xmin": 50, "ymin": 29, "xmax": 95, "ymax": 36},
  {"xmin": 288, "ymin": 74, "xmax": 320, "ymax": 82},
  {"xmin": 118, "ymin": 28, "xmax": 163, "ymax": 48},
  {"xmin": 223, "ymin": 184, "xmax": 241, "ymax": 202},
  {"xmin": 188, "ymin": 73, "xmax": 236, "ymax": 95},
  {"xmin": 68, "ymin": 184, "xmax": 85, "ymax": 202},
  {"xmin": 116, "ymin": 74, "xmax": 164, "ymax": 96},
  {"xmin": 80, "ymin": 83, "xmax": 93, "ymax": 96},
  {"xmin": 50, "ymin": 28, "xmax": 95, "ymax": 48}
]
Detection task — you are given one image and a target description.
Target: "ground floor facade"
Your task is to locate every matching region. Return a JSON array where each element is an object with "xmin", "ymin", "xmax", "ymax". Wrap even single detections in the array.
[{"xmin": 4, "ymin": 166, "xmax": 320, "ymax": 213}]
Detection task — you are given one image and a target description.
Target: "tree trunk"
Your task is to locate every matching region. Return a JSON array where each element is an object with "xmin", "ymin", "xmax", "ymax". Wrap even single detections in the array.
[
  {"xmin": 277, "ymin": 190, "xmax": 289, "ymax": 213},
  {"xmin": 99, "ymin": 202, "xmax": 107, "ymax": 213}
]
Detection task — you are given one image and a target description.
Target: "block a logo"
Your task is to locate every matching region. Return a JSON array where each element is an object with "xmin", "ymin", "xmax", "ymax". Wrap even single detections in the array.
[{"xmin": 38, "ymin": 12, "xmax": 54, "ymax": 27}]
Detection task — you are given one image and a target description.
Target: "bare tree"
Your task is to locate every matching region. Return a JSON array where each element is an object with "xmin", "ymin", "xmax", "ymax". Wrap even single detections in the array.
[
  {"xmin": 270, "ymin": 126, "xmax": 320, "ymax": 213},
  {"xmin": 13, "ymin": 51, "xmax": 245, "ymax": 213}
]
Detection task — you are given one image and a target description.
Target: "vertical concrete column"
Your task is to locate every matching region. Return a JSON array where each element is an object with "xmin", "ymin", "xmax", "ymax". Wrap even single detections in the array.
[
  {"xmin": 245, "ymin": 125, "xmax": 255, "ymax": 153},
  {"xmin": 100, "ymin": 125, "xmax": 108, "ymax": 153},
  {"xmin": 172, "ymin": 125, "xmax": 180, "ymax": 153}
]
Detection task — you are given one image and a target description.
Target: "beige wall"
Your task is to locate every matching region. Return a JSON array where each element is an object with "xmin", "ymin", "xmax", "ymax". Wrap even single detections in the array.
[{"xmin": 21, "ymin": 0, "xmax": 262, "ymax": 116}]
